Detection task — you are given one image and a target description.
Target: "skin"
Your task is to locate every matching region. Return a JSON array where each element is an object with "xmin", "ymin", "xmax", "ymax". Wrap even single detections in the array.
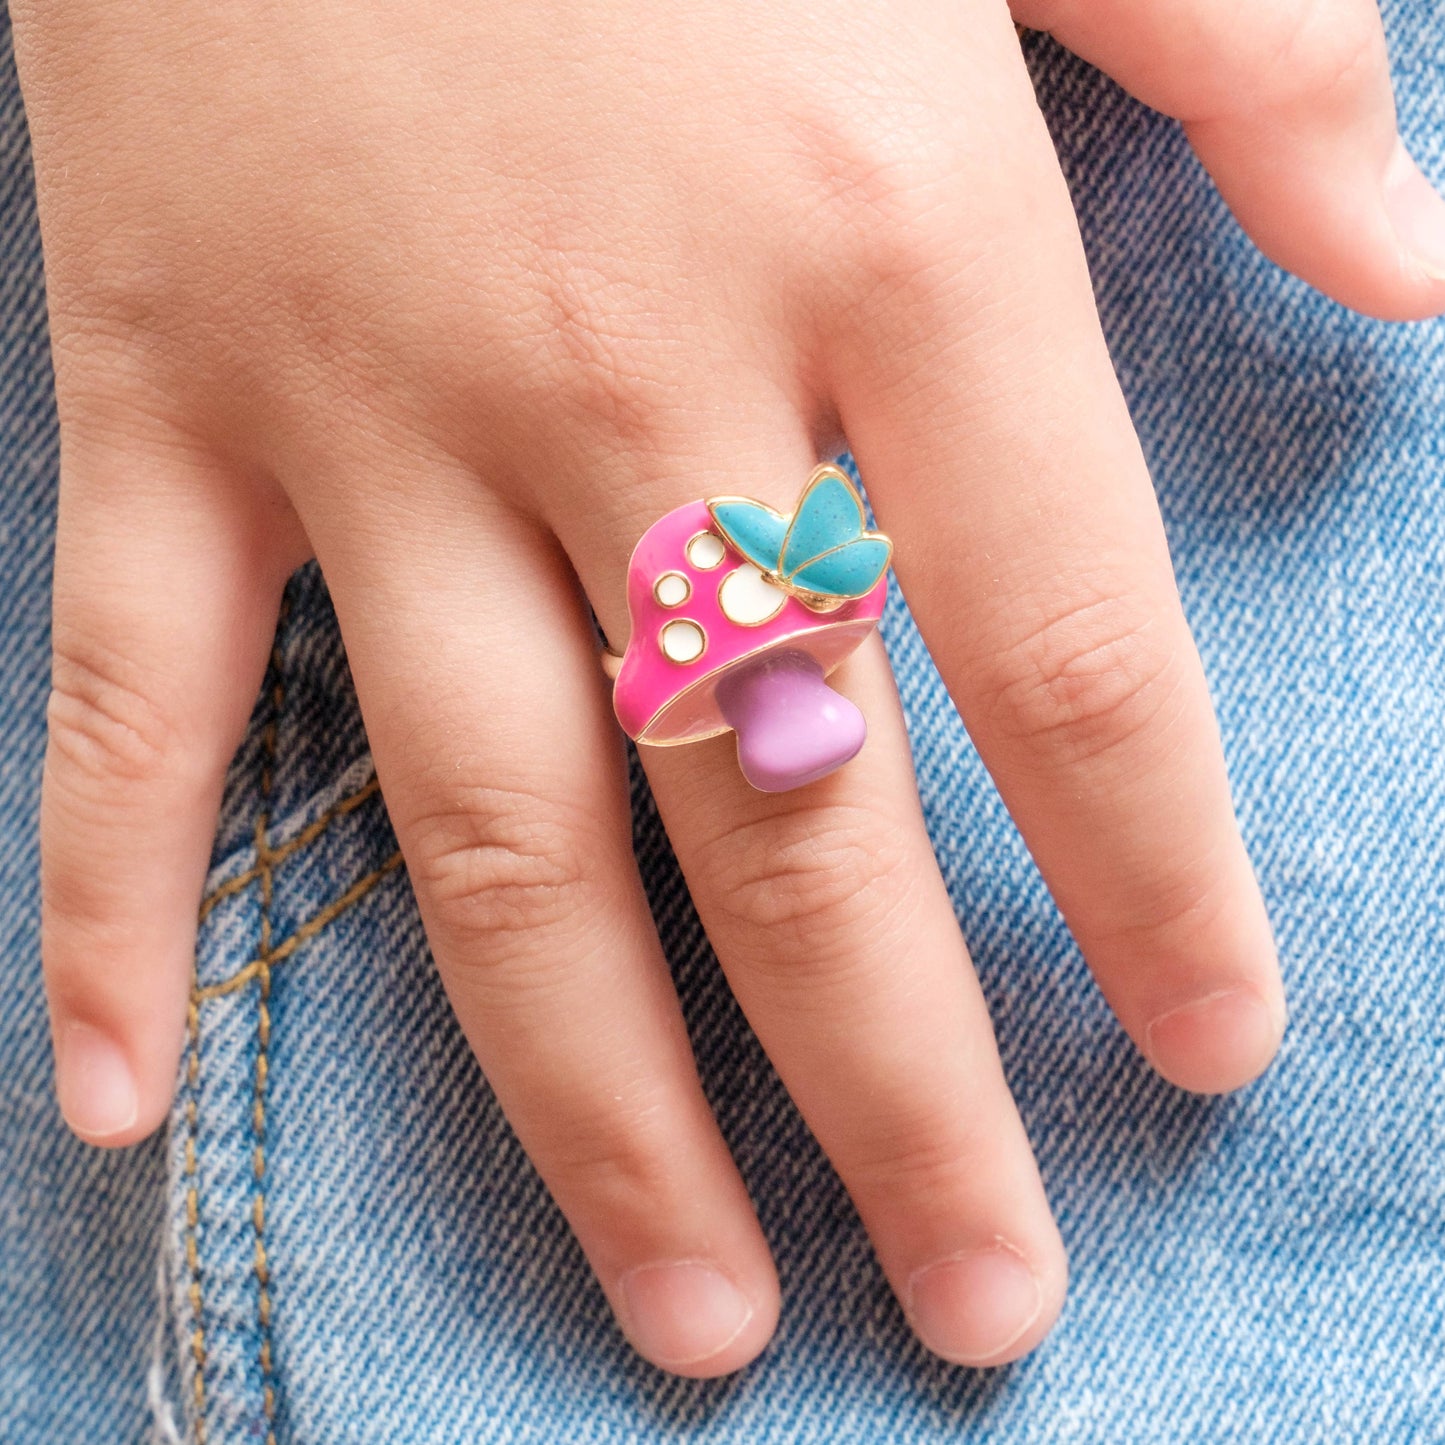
[{"xmin": 12, "ymin": 0, "xmax": 1445, "ymax": 1378}]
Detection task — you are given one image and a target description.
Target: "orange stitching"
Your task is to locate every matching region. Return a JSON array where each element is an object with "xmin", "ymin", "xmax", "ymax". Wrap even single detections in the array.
[
  {"xmin": 186, "ymin": 595, "xmax": 400, "ymax": 1441},
  {"xmin": 194, "ymin": 850, "xmax": 405, "ymax": 1002},
  {"xmin": 254, "ymin": 952, "xmax": 276, "ymax": 1444},
  {"xmin": 252, "ymin": 598, "xmax": 287, "ymax": 1445},
  {"xmin": 198, "ymin": 775, "xmax": 381, "ymax": 922},
  {"xmin": 182, "ymin": 990, "xmax": 209, "ymax": 1444}
]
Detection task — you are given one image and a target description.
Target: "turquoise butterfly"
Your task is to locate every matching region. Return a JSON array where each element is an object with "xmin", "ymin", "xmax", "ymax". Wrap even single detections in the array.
[{"xmin": 706, "ymin": 465, "xmax": 892, "ymax": 608}]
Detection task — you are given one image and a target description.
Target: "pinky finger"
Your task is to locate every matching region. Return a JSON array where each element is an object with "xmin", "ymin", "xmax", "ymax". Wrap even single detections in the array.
[
  {"xmin": 42, "ymin": 426, "xmax": 302, "ymax": 1145},
  {"xmin": 1015, "ymin": 0, "xmax": 1445, "ymax": 319}
]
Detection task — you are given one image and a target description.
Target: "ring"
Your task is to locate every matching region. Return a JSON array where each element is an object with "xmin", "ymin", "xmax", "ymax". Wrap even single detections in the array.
[{"xmin": 604, "ymin": 462, "xmax": 893, "ymax": 792}]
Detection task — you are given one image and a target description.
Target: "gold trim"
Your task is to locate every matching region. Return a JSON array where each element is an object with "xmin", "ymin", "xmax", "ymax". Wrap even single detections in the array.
[
  {"xmin": 704, "ymin": 493, "xmax": 787, "ymax": 537},
  {"xmin": 684, "ymin": 530, "xmax": 726, "ymax": 570},
  {"xmin": 653, "ymin": 570, "xmax": 691, "ymax": 608},
  {"xmin": 635, "ymin": 615, "xmax": 878, "ymax": 742},
  {"xmin": 716, "ymin": 564, "xmax": 789, "ymax": 628},
  {"xmin": 635, "ymin": 722, "xmax": 735, "ymax": 748},
  {"xmin": 705, "ymin": 462, "xmax": 891, "ymax": 607},
  {"xmin": 659, "ymin": 618, "xmax": 708, "ymax": 665}
]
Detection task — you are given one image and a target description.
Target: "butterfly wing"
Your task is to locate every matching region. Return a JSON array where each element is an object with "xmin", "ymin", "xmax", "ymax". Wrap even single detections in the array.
[
  {"xmin": 708, "ymin": 499, "xmax": 788, "ymax": 575},
  {"xmin": 789, "ymin": 537, "xmax": 892, "ymax": 599},
  {"xmin": 780, "ymin": 470, "xmax": 864, "ymax": 579},
  {"xmin": 710, "ymin": 469, "xmax": 891, "ymax": 604}
]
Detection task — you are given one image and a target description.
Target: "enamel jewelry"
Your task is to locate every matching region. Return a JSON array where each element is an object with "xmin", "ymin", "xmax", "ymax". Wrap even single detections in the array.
[{"xmin": 604, "ymin": 463, "xmax": 893, "ymax": 792}]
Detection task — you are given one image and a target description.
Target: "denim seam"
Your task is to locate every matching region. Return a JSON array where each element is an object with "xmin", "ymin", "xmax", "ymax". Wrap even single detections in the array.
[
  {"xmin": 251, "ymin": 593, "xmax": 289, "ymax": 1445},
  {"xmin": 193, "ymin": 852, "xmax": 406, "ymax": 1004},
  {"xmin": 181, "ymin": 990, "xmax": 208, "ymax": 1443},
  {"xmin": 198, "ymin": 773, "xmax": 382, "ymax": 924},
  {"xmin": 178, "ymin": 588, "xmax": 406, "ymax": 1443}
]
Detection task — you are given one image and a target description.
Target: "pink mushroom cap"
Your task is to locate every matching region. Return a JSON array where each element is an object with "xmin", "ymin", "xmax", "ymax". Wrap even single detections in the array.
[{"xmin": 612, "ymin": 499, "xmax": 887, "ymax": 746}]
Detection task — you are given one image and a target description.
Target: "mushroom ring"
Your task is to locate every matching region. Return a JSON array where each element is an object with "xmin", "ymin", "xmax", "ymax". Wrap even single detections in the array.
[{"xmin": 603, "ymin": 463, "xmax": 893, "ymax": 793}]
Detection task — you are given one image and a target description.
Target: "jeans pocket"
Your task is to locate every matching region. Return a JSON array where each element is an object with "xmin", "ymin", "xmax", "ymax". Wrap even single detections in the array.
[{"xmin": 164, "ymin": 565, "xmax": 403, "ymax": 1445}]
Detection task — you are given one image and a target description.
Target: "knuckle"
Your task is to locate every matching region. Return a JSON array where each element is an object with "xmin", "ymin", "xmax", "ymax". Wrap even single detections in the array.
[
  {"xmin": 1255, "ymin": 0, "xmax": 1385, "ymax": 109},
  {"xmin": 47, "ymin": 230, "xmax": 187, "ymax": 346},
  {"xmin": 1090, "ymin": 848, "xmax": 1235, "ymax": 962},
  {"xmin": 50, "ymin": 330, "xmax": 200, "ymax": 454},
  {"xmin": 696, "ymin": 802, "xmax": 915, "ymax": 966},
  {"xmin": 45, "ymin": 636, "xmax": 183, "ymax": 791},
  {"xmin": 44, "ymin": 240, "xmax": 218, "ymax": 411},
  {"xmin": 983, "ymin": 591, "xmax": 1186, "ymax": 768},
  {"xmin": 405, "ymin": 779, "xmax": 603, "ymax": 961},
  {"xmin": 40, "ymin": 896, "xmax": 138, "ymax": 996},
  {"xmin": 788, "ymin": 98, "xmax": 975, "ymax": 306},
  {"xmin": 847, "ymin": 1113, "xmax": 988, "ymax": 1203},
  {"xmin": 540, "ymin": 1094, "xmax": 693, "ymax": 1221},
  {"xmin": 515, "ymin": 243, "xmax": 686, "ymax": 446}
]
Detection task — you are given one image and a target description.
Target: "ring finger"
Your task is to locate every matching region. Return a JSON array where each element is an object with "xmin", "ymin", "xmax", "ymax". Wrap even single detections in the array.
[{"xmin": 296, "ymin": 447, "xmax": 781, "ymax": 1376}]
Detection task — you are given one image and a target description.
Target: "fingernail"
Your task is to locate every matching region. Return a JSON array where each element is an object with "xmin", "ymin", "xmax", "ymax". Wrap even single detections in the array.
[
  {"xmin": 1145, "ymin": 986, "xmax": 1283, "ymax": 1095},
  {"xmin": 906, "ymin": 1244, "xmax": 1042, "ymax": 1366},
  {"xmin": 618, "ymin": 1260, "xmax": 753, "ymax": 1368},
  {"xmin": 1383, "ymin": 138, "xmax": 1445, "ymax": 282},
  {"xmin": 55, "ymin": 1021, "xmax": 138, "ymax": 1140}
]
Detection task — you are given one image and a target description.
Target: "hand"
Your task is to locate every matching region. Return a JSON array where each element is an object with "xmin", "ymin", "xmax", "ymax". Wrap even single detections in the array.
[{"xmin": 16, "ymin": 0, "xmax": 1439, "ymax": 1376}]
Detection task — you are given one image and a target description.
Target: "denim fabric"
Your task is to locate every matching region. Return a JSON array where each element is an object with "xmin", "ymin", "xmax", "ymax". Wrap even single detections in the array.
[{"xmin": 3, "ymin": 0, "xmax": 1445, "ymax": 1439}]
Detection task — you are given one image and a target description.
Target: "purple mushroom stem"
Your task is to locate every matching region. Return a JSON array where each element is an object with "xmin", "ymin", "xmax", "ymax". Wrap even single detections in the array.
[{"xmin": 714, "ymin": 650, "xmax": 867, "ymax": 792}]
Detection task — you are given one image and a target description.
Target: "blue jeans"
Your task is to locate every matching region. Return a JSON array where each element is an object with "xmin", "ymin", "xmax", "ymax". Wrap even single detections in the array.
[{"xmin": 3, "ymin": 4, "xmax": 1444, "ymax": 1441}]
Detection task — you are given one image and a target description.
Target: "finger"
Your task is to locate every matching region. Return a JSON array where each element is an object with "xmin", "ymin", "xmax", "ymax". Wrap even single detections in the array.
[
  {"xmin": 301, "ymin": 458, "xmax": 779, "ymax": 1377},
  {"xmin": 42, "ymin": 424, "xmax": 299, "ymax": 1145},
  {"xmin": 1012, "ymin": 0, "xmax": 1445, "ymax": 319},
  {"xmin": 643, "ymin": 640, "xmax": 1068, "ymax": 1367},
  {"xmin": 827, "ymin": 38, "xmax": 1286, "ymax": 1094},
  {"xmin": 543, "ymin": 385, "xmax": 1068, "ymax": 1369}
]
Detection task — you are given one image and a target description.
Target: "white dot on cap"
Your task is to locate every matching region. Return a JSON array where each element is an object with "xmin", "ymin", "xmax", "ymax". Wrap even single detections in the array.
[
  {"xmin": 654, "ymin": 572, "xmax": 691, "ymax": 607},
  {"xmin": 686, "ymin": 533, "xmax": 726, "ymax": 570},
  {"xmin": 660, "ymin": 619, "xmax": 706, "ymax": 664},
  {"xmin": 718, "ymin": 564, "xmax": 787, "ymax": 626}
]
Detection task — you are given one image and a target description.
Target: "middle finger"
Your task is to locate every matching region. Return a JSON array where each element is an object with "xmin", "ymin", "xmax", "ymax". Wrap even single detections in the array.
[{"xmin": 559, "ymin": 423, "xmax": 1068, "ymax": 1368}]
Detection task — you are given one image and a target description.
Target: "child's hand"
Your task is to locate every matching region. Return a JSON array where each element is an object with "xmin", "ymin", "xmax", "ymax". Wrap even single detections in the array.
[{"xmin": 17, "ymin": 0, "xmax": 1439, "ymax": 1375}]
